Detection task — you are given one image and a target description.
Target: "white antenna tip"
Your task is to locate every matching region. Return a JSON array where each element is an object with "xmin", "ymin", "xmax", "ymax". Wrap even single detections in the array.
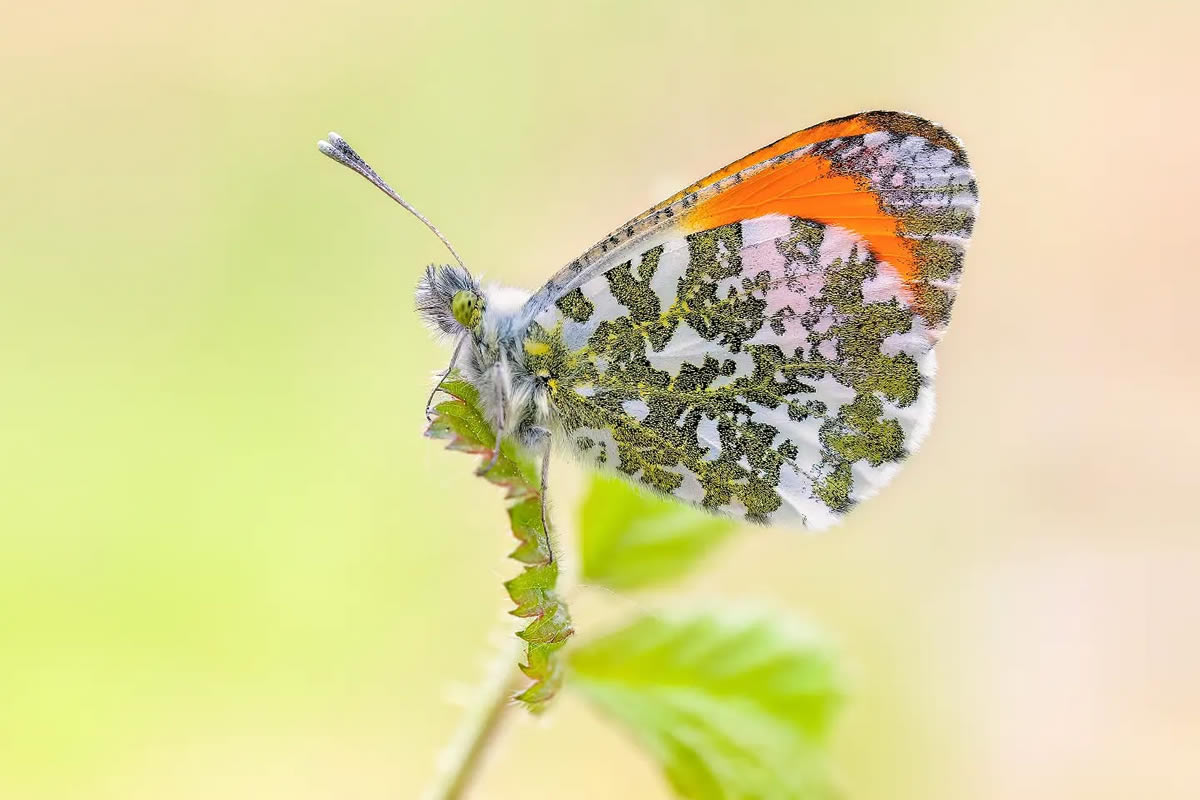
[{"xmin": 318, "ymin": 132, "xmax": 359, "ymax": 167}]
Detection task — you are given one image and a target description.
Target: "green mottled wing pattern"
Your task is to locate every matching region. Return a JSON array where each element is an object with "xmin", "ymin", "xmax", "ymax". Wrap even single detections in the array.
[{"xmin": 522, "ymin": 121, "xmax": 975, "ymax": 528}]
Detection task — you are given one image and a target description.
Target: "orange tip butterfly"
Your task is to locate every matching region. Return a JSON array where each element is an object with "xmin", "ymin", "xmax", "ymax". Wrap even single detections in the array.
[{"xmin": 319, "ymin": 112, "xmax": 977, "ymax": 538}]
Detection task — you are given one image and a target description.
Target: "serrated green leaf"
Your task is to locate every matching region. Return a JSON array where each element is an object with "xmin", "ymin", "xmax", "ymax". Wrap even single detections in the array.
[
  {"xmin": 579, "ymin": 474, "xmax": 738, "ymax": 591},
  {"xmin": 569, "ymin": 609, "xmax": 844, "ymax": 800},
  {"xmin": 425, "ymin": 377, "xmax": 572, "ymax": 712}
]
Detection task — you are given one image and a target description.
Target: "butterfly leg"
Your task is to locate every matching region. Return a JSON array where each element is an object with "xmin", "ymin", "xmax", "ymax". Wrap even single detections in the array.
[
  {"xmin": 528, "ymin": 425, "xmax": 556, "ymax": 564},
  {"xmin": 425, "ymin": 336, "xmax": 466, "ymax": 421},
  {"xmin": 477, "ymin": 371, "xmax": 508, "ymax": 477}
]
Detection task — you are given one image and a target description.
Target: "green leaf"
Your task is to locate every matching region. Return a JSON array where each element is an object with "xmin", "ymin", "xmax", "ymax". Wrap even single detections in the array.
[
  {"xmin": 569, "ymin": 609, "xmax": 844, "ymax": 800},
  {"xmin": 579, "ymin": 474, "xmax": 738, "ymax": 591},
  {"xmin": 426, "ymin": 378, "xmax": 573, "ymax": 712}
]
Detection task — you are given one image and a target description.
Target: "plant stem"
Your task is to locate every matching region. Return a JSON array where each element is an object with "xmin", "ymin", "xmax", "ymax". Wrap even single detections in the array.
[{"xmin": 422, "ymin": 639, "xmax": 524, "ymax": 800}]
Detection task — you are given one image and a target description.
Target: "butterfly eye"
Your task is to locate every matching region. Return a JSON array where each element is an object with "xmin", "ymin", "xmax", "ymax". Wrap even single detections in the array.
[{"xmin": 451, "ymin": 290, "xmax": 485, "ymax": 330}]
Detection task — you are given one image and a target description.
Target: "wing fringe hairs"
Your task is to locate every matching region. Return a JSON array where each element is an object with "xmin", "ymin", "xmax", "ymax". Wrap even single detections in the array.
[{"xmin": 425, "ymin": 378, "xmax": 573, "ymax": 711}]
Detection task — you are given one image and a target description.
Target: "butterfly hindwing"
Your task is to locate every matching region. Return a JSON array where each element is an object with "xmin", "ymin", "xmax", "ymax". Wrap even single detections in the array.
[{"xmin": 521, "ymin": 112, "xmax": 976, "ymax": 528}]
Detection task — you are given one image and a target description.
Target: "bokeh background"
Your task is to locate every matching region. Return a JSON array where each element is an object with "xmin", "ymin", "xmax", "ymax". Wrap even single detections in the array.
[{"xmin": 3, "ymin": 1, "xmax": 1198, "ymax": 798}]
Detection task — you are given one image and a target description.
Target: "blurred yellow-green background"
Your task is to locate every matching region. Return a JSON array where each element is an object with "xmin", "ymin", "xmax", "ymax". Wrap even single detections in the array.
[{"xmin": 3, "ymin": 1, "xmax": 1197, "ymax": 798}]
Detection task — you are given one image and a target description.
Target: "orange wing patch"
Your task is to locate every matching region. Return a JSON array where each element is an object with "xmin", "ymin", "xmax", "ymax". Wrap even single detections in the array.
[
  {"xmin": 681, "ymin": 152, "xmax": 919, "ymax": 291},
  {"xmin": 675, "ymin": 112, "xmax": 976, "ymax": 327},
  {"xmin": 647, "ymin": 111, "xmax": 964, "ymax": 220}
]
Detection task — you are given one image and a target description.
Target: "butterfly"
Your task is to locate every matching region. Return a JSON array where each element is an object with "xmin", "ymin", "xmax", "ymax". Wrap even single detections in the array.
[{"xmin": 319, "ymin": 111, "xmax": 977, "ymax": 548}]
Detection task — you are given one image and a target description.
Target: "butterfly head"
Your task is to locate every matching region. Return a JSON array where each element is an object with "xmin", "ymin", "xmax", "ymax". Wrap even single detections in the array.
[
  {"xmin": 416, "ymin": 264, "xmax": 484, "ymax": 337},
  {"xmin": 317, "ymin": 133, "xmax": 509, "ymax": 346},
  {"xmin": 319, "ymin": 130, "xmax": 547, "ymax": 444}
]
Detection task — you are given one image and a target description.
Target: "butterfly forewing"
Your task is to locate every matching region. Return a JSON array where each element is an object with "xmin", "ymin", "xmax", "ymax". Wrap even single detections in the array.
[{"xmin": 522, "ymin": 112, "xmax": 977, "ymax": 528}]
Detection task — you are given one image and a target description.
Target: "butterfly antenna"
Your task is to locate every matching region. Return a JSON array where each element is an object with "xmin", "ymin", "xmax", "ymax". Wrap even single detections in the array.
[{"xmin": 317, "ymin": 132, "xmax": 468, "ymax": 271}]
